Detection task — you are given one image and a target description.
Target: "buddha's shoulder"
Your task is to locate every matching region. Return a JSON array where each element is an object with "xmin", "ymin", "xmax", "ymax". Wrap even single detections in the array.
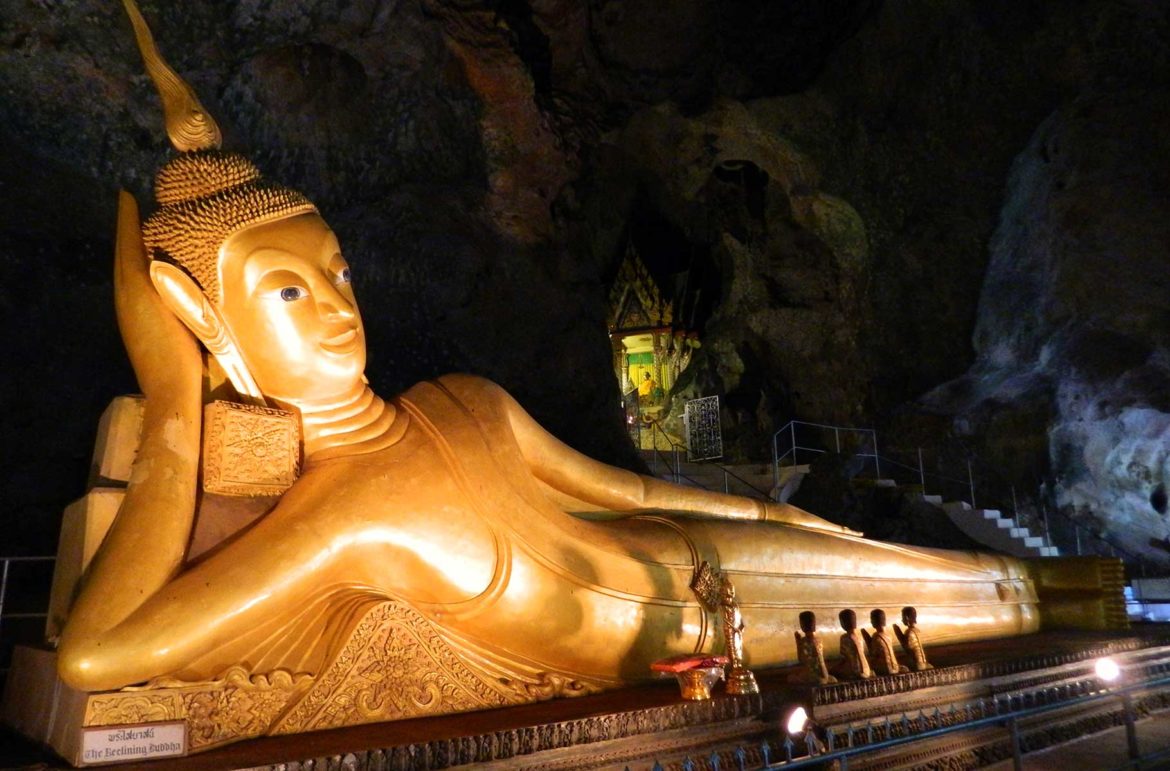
[{"xmin": 400, "ymin": 374, "xmax": 516, "ymax": 414}]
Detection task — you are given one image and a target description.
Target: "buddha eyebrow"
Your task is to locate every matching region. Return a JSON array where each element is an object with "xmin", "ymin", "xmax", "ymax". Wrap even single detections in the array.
[
  {"xmin": 243, "ymin": 244, "xmax": 296, "ymax": 259},
  {"xmin": 244, "ymin": 240, "xmax": 333, "ymax": 259}
]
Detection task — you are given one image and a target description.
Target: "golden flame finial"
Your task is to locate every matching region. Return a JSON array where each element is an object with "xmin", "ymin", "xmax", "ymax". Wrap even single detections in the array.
[{"xmin": 121, "ymin": 0, "xmax": 222, "ymax": 151}]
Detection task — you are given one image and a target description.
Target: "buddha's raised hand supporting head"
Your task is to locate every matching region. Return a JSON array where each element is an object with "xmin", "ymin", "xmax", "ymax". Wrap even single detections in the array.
[{"xmin": 142, "ymin": 151, "xmax": 365, "ymax": 406}]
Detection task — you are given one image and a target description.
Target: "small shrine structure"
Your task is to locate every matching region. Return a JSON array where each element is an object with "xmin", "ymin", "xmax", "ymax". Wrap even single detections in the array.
[{"xmin": 607, "ymin": 241, "xmax": 699, "ymax": 448}]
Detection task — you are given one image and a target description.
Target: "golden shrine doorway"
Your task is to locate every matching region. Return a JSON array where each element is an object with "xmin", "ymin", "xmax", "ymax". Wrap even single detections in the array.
[{"xmin": 607, "ymin": 242, "xmax": 698, "ymax": 450}]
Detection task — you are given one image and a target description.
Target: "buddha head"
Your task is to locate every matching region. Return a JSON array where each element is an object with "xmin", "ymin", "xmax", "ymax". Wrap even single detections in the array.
[
  {"xmin": 870, "ymin": 608, "xmax": 886, "ymax": 630},
  {"xmin": 122, "ymin": 0, "xmax": 364, "ymax": 407},
  {"xmin": 901, "ymin": 606, "xmax": 917, "ymax": 627},
  {"xmin": 838, "ymin": 608, "xmax": 857, "ymax": 632},
  {"xmin": 798, "ymin": 610, "xmax": 816, "ymax": 634},
  {"xmin": 143, "ymin": 151, "xmax": 365, "ymax": 406}
]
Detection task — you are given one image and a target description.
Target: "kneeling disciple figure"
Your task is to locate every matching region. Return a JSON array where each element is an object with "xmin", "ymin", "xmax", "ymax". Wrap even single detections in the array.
[
  {"xmin": 835, "ymin": 609, "xmax": 873, "ymax": 681},
  {"xmin": 894, "ymin": 606, "xmax": 933, "ymax": 672},
  {"xmin": 863, "ymin": 609, "xmax": 909, "ymax": 676},
  {"xmin": 792, "ymin": 611, "xmax": 837, "ymax": 685}
]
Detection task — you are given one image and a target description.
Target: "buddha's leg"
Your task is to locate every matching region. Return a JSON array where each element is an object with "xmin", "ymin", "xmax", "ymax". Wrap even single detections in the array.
[{"xmin": 682, "ymin": 519, "xmax": 1038, "ymax": 664}]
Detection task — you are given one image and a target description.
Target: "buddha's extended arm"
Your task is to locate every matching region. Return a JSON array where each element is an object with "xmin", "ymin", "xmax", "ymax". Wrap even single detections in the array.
[
  {"xmin": 59, "ymin": 193, "xmax": 202, "ymax": 656},
  {"xmin": 494, "ymin": 380, "xmax": 858, "ymax": 535}
]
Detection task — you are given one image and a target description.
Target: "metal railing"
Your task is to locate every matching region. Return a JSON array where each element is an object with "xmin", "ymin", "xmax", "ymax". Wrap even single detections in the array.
[
  {"xmin": 895, "ymin": 445, "xmax": 1150, "ymax": 570},
  {"xmin": 755, "ymin": 674, "xmax": 1170, "ymax": 770},
  {"xmin": 769, "ymin": 420, "xmax": 1156, "ymax": 571},
  {"xmin": 771, "ymin": 421, "xmax": 881, "ymax": 487},
  {"xmin": 643, "ymin": 421, "xmax": 773, "ymax": 500},
  {"xmin": 629, "ymin": 659, "xmax": 1170, "ymax": 771},
  {"xmin": 0, "ymin": 555, "xmax": 54, "ymax": 676}
]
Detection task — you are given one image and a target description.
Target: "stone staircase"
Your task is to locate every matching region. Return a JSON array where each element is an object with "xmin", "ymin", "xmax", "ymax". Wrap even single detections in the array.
[
  {"xmin": 773, "ymin": 463, "xmax": 1060, "ymax": 558},
  {"xmin": 926, "ymin": 495, "xmax": 1058, "ymax": 558}
]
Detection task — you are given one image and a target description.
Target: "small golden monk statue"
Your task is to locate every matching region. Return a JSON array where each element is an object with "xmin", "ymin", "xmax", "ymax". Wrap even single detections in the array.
[
  {"xmin": 862, "ymin": 609, "xmax": 909, "ymax": 676},
  {"xmin": 719, "ymin": 576, "xmax": 759, "ymax": 695},
  {"xmin": 834, "ymin": 609, "xmax": 873, "ymax": 681},
  {"xmin": 893, "ymin": 606, "xmax": 933, "ymax": 672},
  {"xmin": 690, "ymin": 563, "xmax": 757, "ymax": 695},
  {"xmin": 5, "ymin": 0, "xmax": 1074, "ymax": 756},
  {"xmin": 791, "ymin": 611, "xmax": 837, "ymax": 685}
]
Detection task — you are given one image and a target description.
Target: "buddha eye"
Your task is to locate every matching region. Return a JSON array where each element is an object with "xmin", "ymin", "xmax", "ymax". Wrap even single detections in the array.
[
  {"xmin": 336, "ymin": 267, "xmax": 352, "ymax": 285},
  {"xmin": 280, "ymin": 286, "xmax": 307, "ymax": 302}
]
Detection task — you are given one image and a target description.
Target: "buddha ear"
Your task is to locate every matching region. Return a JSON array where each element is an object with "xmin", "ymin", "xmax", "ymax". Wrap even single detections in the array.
[
  {"xmin": 148, "ymin": 260, "xmax": 266, "ymax": 404},
  {"xmin": 148, "ymin": 261, "xmax": 224, "ymax": 343}
]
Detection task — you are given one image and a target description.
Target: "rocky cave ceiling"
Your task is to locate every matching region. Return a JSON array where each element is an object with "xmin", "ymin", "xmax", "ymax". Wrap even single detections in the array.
[{"xmin": 0, "ymin": 0, "xmax": 1168, "ymax": 563}]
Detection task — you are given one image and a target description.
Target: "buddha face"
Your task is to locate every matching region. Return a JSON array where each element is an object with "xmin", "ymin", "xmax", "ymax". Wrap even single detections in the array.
[{"xmin": 215, "ymin": 213, "xmax": 365, "ymax": 404}]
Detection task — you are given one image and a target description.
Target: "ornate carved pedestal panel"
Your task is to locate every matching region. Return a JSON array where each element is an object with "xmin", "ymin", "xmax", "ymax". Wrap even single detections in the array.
[{"xmin": 273, "ymin": 600, "xmax": 600, "ymax": 735}]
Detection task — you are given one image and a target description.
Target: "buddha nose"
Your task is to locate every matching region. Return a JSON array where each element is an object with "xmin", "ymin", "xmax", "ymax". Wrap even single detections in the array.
[{"xmin": 316, "ymin": 284, "xmax": 356, "ymax": 321}]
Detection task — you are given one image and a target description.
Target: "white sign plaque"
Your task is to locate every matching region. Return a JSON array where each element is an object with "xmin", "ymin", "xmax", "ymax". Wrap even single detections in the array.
[{"xmin": 80, "ymin": 721, "xmax": 187, "ymax": 765}]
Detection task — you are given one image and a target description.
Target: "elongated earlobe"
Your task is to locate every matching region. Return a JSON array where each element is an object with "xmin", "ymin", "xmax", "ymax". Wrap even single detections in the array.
[
  {"xmin": 149, "ymin": 261, "xmax": 219, "ymax": 340},
  {"xmin": 148, "ymin": 261, "xmax": 265, "ymax": 403}
]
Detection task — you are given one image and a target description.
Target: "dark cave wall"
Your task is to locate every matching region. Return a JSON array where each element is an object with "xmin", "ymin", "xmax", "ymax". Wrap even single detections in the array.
[
  {"xmin": 746, "ymin": 0, "xmax": 1169, "ymax": 416},
  {"xmin": 0, "ymin": 0, "xmax": 1168, "ymax": 561}
]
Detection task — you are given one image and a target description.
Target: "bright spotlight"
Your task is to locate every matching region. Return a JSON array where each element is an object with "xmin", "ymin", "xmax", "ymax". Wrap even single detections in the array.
[
  {"xmin": 1095, "ymin": 657, "xmax": 1121, "ymax": 682},
  {"xmin": 786, "ymin": 706, "xmax": 809, "ymax": 735}
]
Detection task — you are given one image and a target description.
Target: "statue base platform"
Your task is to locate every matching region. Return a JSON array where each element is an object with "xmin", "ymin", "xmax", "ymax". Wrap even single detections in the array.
[
  {"xmin": 5, "ymin": 629, "xmax": 1170, "ymax": 769},
  {"xmin": 2, "ymin": 596, "xmax": 607, "ymax": 766}
]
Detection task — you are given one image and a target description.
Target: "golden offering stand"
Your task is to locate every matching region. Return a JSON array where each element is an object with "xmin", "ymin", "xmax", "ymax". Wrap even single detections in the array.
[{"xmin": 649, "ymin": 654, "xmax": 729, "ymax": 701}]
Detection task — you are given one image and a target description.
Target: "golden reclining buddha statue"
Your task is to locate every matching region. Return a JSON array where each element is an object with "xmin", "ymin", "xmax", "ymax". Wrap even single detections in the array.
[{"xmin": 20, "ymin": 0, "xmax": 1119, "ymax": 754}]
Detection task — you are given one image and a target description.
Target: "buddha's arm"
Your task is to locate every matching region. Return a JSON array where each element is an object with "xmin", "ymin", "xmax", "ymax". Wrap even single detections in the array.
[
  {"xmin": 59, "ymin": 193, "xmax": 202, "ymax": 659},
  {"xmin": 488, "ymin": 379, "xmax": 857, "ymax": 535}
]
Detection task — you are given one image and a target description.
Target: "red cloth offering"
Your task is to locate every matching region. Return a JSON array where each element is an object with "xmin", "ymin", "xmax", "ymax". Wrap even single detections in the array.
[{"xmin": 650, "ymin": 653, "xmax": 730, "ymax": 673}]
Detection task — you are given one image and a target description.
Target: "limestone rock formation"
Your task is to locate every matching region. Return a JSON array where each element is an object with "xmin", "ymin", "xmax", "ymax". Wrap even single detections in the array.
[{"xmin": 924, "ymin": 88, "xmax": 1170, "ymax": 562}]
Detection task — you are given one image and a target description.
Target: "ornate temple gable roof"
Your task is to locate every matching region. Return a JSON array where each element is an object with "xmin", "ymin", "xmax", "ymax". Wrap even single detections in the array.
[{"xmin": 608, "ymin": 241, "xmax": 673, "ymax": 333}]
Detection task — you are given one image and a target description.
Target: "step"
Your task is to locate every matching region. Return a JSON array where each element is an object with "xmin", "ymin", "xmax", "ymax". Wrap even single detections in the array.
[
  {"xmin": 922, "ymin": 494, "xmax": 943, "ymax": 505},
  {"xmin": 941, "ymin": 503, "xmax": 1053, "ymax": 559},
  {"xmin": 851, "ymin": 477, "xmax": 898, "ymax": 488},
  {"xmin": 772, "ymin": 464, "xmax": 810, "ymax": 503},
  {"xmin": 1040, "ymin": 546, "xmax": 1060, "ymax": 557}
]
